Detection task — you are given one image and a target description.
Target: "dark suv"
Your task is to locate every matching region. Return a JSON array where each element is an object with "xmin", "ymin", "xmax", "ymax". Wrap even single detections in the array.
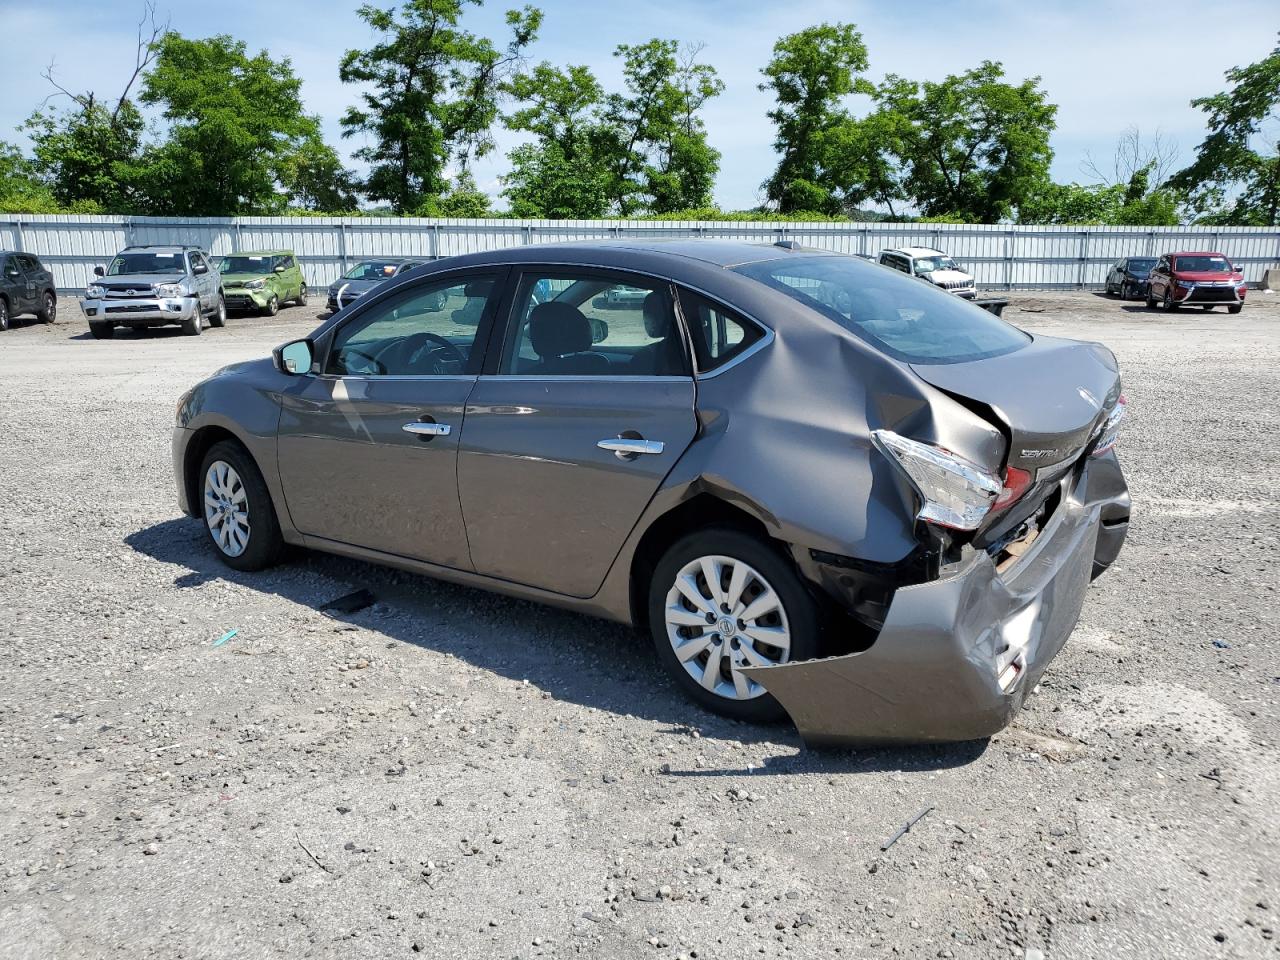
[{"xmin": 0, "ymin": 251, "xmax": 57, "ymax": 331}]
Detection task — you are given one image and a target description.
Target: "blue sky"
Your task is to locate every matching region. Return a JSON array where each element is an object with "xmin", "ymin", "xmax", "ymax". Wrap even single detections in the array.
[{"xmin": 2, "ymin": 0, "xmax": 1275, "ymax": 210}]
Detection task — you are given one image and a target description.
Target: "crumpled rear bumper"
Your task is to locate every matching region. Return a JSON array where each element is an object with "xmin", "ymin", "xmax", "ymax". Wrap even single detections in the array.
[{"xmin": 741, "ymin": 455, "xmax": 1129, "ymax": 748}]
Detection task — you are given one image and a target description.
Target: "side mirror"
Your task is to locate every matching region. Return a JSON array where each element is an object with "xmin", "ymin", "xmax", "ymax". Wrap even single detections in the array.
[
  {"xmin": 589, "ymin": 318, "xmax": 609, "ymax": 344},
  {"xmin": 94, "ymin": 265, "xmax": 105, "ymax": 277},
  {"xmin": 193, "ymin": 263, "xmax": 208, "ymax": 275},
  {"xmin": 274, "ymin": 264, "xmax": 286, "ymax": 273},
  {"xmin": 274, "ymin": 339, "xmax": 314, "ymax": 375}
]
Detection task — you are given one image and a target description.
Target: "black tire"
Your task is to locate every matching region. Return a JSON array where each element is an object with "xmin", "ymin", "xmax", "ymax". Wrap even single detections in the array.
[
  {"xmin": 1145, "ymin": 288, "xmax": 1157, "ymax": 309},
  {"xmin": 1121, "ymin": 282, "xmax": 1133, "ymax": 301},
  {"xmin": 1162, "ymin": 289, "xmax": 1178, "ymax": 312},
  {"xmin": 296, "ymin": 284, "xmax": 308, "ymax": 307},
  {"xmin": 1228, "ymin": 304, "xmax": 1243, "ymax": 315},
  {"xmin": 197, "ymin": 440, "xmax": 285, "ymax": 572},
  {"xmin": 262, "ymin": 294, "xmax": 279, "ymax": 317},
  {"xmin": 1201, "ymin": 304, "xmax": 1213, "ymax": 311},
  {"xmin": 0, "ymin": 297, "xmax": 9, "ymax": 332},
  {"xmin": 88, "ymin": 321, "xmax": 113, "ymax": 339},
  {"xmin": 208, "ymin": 295, "xmax": 226, "ymax": 328},
  {"xmin": 37, "ymin": 291, "xmax": 56, "ymax": 323},
  {"xmin": 647, "ymin": 527, "xmax": 820, "ymax": 722},
  {"xmin": 181, "ymin": 311, "xmax": 202, "ymax": 336}
]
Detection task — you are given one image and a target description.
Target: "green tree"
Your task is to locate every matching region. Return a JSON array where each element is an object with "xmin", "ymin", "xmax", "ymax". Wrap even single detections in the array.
[
  {"xmin": 0, "ymin": 141, "xmax": 63, "ymax": 213},
  {"xmin": 758, "ymin": 23, "xmax": 869, "ymax": 214},
  {"xmin": 645, "ymin": 43, "xmax": 724, "ymax": 213},
  {"xmin": 864, "ymin": 62, "xmax": 1057, "ymax": 222},
  {"xmin": 278, "ymin": 133, "xmax": 359, "ymax": 212},
  {"xmin": 136, "ymin": 34, "xmax": 339, "ymax": 215},
  {"xmin": 435, "ymin": 170, "xmax": 492, "ymax": 216},
  {"xmin": 340, "ymin": 0, "xmax": 542, "ymax": 214},
  {"xmin": 1171, "ymin": 35, "xmax": 1280, "ymax": 225}
]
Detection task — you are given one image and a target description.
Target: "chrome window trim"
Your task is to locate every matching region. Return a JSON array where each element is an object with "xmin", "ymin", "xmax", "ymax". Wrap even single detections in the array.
[
  {"xmin": 477, "ymin": 374, "xmax": 692, "ymax": 384},
  {"xmin": 311, "ymin": 373, "xmax": 478, "ymax": 383},
  {"xmin": 692, "ymin": 327, "xmax": 775, "ymax": 381}
]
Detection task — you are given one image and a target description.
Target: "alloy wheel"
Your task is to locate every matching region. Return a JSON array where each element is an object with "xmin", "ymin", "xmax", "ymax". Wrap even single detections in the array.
[
  {"xmin": 43, "ymin": 293, "xmax": 56, "ymax": 322},
  {"xmin": 204, "ymin": 460, "xmax": 250, "ymax": 557},
  {"xmin": 0, "ymin": 300, "xmax": 8, "ymax": 331},
  {"xmin": 663, "ymin": 555, "xmax": 792, "ymax": 701}
]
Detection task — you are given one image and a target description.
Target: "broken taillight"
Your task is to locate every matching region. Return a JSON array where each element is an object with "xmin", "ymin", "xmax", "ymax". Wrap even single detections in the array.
[
  {"xmin": 1091, "ymin": 394, "xmax": 1127, "ymax": 457},
  {"xmin": 872, "ymin": 430, "xmax": 1003, "ymax": 531},
  {"xmin": 992, "ymin": 466, "xmax": 1033, "ymax": 511}
]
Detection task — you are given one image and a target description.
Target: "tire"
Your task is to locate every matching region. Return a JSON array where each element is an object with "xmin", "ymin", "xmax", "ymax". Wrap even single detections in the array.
[
  {"xmin": 208, "ymin": 295, "xmax": 226, "ymax": 328},
  {"xmin": 262, "ymin": 294, "xmax": 279, "ymax": 317},
  {"xmin": 647, "ymin": 527, "xmax": 820, "ymax": 722},
  {"xmin": 1121, "ymin": 282, "xmax": 1133, "ymax": 301},
  {"xmin": 1228, "ymin": 304, "xmax": 1243, "ymax": 315},
  {"xmin": 181, "ymin": 311, "xmax": 202, "ymax": 336},
  {"xmin": 1145, "ymin": 288, "xmax": 1157, "ymax": 309},
  {"xmin": 296, "ymin": 284, "xmax": 308, "ymax": 307},
  {"xmin": 198, "ymin": 440, "xmax": 285, "ymax": 572},
  {"xmin": 1162, "ymin": 289, "xmax": 1178, "ymax": 312},
  {"xmin": 1201, "ymin": 305, "xmax": 1213, "ymax": 311},
  {"xmin": 0, "ymin": 297, "xmax": 9, "ymax": 332},
  {"xmin": 88, "ymin": 321, "xmax": 114, "ymax": 339},
  {"xmin": 37, "ymin": 292, "xmax": 56, "ymax": 323}
]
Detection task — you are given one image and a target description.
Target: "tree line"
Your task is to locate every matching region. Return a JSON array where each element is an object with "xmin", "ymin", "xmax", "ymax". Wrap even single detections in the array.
[{"xmin": 1, "ymin": 2, "xmax": 1276, "ymax": 226}]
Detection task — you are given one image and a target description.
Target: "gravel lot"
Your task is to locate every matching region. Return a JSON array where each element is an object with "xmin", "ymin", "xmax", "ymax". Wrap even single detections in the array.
[{"xmin": 1, "ymin": 290, "xmax": 1278, "ymax": 960}]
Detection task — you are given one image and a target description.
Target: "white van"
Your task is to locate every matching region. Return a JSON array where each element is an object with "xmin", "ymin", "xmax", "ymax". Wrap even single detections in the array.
[{"xmin": 877, "ymin": 247, "xmax": 977, "ymax": 299}]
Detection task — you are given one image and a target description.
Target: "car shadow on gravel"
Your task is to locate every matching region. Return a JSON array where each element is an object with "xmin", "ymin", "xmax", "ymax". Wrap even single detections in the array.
[{"xmin": 126, "ymin": 517, "xmax": 989, "ymax": 772}]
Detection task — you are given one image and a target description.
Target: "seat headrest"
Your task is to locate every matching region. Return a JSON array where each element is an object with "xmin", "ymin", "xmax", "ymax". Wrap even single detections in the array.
[
  {"xmin": 641, "ymin": 291, "xmax": 670, "ymax": 339},
  {"xmin": 529, "ymin": 302, "xmax": 592, "ymax": 358},
  {"xmin": 463, "ymin": 279, "xmax": 492, "ymax": 298}
]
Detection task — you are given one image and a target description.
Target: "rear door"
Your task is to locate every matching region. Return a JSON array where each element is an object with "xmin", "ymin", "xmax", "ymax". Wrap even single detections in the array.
[
  {"xmin": 457, "ymin": 267, "xmax": 698, "ymax": 597},
  {"xmin": 276, "ymin": 269, "xmax": 505, "ymax": 568}
]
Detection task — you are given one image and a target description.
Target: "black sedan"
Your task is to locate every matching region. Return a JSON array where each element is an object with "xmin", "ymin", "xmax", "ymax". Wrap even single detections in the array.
[{"xmin": 1104, "ymin": 257, "xmax": 1157, "ymax": 300}]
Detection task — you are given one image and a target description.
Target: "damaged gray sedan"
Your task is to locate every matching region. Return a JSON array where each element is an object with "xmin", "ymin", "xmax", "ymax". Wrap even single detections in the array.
[{"xmin": 172, "ymin": 240, "xmax": 1130, "ymax": 747}]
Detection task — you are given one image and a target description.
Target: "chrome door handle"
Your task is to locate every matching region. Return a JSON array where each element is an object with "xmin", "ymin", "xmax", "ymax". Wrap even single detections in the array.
[
  {"xmin": 402, "ymin": 421, "xmax": 451, "ymax": 437},
  {"xmin": 597, "ymin": 438, "xmax": 664, "ymax": 458}
]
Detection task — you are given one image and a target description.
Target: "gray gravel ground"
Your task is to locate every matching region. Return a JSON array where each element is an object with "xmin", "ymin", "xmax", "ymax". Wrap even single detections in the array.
[{"xmin": 1, "ymin": 290, "xmax": 1278, "ymax": 960}]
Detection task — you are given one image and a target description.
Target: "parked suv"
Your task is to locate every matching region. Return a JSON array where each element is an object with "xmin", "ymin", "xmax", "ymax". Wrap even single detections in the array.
[
  {"xmin": 220, "ymin": 250, "xmax": 307, "ymax": 316},
  {"xmin": 81, "ymin": 245, "xmax": 225, "ymax": 338},
  {"xmin": 1145, "ymin": 252, "xmax": 1246, "ymax": 313},
  {"xmin": 878, "ymin": 247, "xmax": 977, "ymax": 299},
  {"xmin": 0, "ymin": 251, "xmax": 57, "ymax": 331},
  {"xmin": 1104, "ymin": 257, "xmax": 1157, "ymax": 300}
]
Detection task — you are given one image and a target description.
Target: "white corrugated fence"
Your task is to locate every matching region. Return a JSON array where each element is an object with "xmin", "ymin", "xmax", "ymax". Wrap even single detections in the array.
[{"xmin": 2, "ymin": 214, "xmax": 1278, "ymax": 293}]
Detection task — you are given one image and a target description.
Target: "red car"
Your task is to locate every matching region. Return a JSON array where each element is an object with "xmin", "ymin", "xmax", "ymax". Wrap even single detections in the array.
[{"xmin": 1145, "ymin": 251, "xmax": 1246, "ymax": 314}]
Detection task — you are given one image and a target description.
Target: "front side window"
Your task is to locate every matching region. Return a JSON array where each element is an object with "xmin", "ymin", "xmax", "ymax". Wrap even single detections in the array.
[
  {"xmin": 343, "ymin": 260, "xmax": 403, "ymax": 281},
  {"xmin": 188, "ymin": 252, "xmax": 207, "ymax": 273},
  {"xmin": 736, "ymin": 255, "xmax": 1029, "ymax": 365},
  {"xmin": 500, "ymin": 272, "xmax": 688, "ymax": 376},
  {"xmin": 327, "ymin": 275, "xmax": 496, "ymax": 377},
  {"xmin": 107, "ymin": 251, "xmax": 186, "ymax": 276}
]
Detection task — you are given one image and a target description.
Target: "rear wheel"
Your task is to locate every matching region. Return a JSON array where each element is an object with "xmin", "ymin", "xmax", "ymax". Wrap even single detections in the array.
[
  {"xmin": 198, "ymin": 440, "xmax": 284, "ymax": 571},
  {"xmin": 296, "ymin": 284, "xmax": 308, "ymax": 307},
  {"xmin": 648, "ymin": 528, "xmax": 819, "ymax": 722},
  {"xmin": 37, "ymin": 292, "xmax": 56, "ymax": 323},
  {"xmin": 0, "ymin": 297, "xmax": 9, "ymax": 331},
  {"xmin": 88, "ymin": 321, "xmax": 113, "ymax": 339}
]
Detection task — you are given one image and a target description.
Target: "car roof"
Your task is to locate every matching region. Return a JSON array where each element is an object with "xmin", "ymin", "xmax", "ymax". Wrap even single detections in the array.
[
  {"xmin": 446, "ymin": 239, "xmax": 841, "ymax": 271},
  {"xmin": 1167, "ymin": 250, "xmax": 1227, "ymax": 256},
  {"xmin": 882, "ymin": 246, "xmax": 945, "ymax": 258},
  {"xmin": 232, "ymin": 249, "xmax": 294, "ymax": 257},
  {"xmin": 120, "ymin": 245, "xmax": 200, "ymax": 254}
]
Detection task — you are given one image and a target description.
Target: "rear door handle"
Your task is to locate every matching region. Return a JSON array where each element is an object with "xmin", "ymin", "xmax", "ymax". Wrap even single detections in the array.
[
  {"xmin": 402, "ymin": 421, "xmax": 451, "ymax": 437},
  {"xmin": 598, "ymin": 438, "xmax": 664, "ymax": 458}
]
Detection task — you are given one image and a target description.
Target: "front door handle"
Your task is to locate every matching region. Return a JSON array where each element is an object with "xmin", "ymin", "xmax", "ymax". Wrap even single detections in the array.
[
  {"xmin": 403, "ymin": 421, "xmax": 451, "ymax": 437},
  {"xmin": 598, "ymin": 437, "xmax": 664, "ymax": 459}
]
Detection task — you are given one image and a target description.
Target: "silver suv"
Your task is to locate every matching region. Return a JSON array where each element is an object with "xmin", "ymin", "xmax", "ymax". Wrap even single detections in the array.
[{"xmin": 81, "ymin": 245, "xmax": 226, "ymax": 339}]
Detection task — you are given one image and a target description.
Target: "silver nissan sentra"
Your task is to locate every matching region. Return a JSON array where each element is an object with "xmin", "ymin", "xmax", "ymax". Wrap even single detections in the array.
[{"xmin": 172, "ymin": 240, "xmax": 1130, "ymax": 746}]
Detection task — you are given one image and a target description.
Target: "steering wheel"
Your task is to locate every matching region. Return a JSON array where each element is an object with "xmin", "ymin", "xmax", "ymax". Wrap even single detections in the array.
[{"xmin": 400, "ymin": 331, "xmax": 466, "ymax": 374}]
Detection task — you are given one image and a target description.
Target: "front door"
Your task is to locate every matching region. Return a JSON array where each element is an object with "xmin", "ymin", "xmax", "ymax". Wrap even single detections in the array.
[
  {"xmin": 277, "ymin": 271, "xmax": 503, "ymax": 568},
  {"xmin": 458, "ymin": 268, "xmax": 698, "ymax": 597}
]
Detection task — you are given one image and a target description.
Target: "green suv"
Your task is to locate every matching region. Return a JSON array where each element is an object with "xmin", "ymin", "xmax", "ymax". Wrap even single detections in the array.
[{"xmin": 219, "ymin": 251, "xmax": 307, "ymax": 316}]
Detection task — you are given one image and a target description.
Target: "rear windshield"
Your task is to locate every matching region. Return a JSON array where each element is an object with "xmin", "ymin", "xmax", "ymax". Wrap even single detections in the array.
[
  {"xmin": 1173, "ymin": 255, "xmax": 1230, "ymax": 273},
  {"xmin": 734, "ymin": 255, "xmax": 1030, "ymax": 364}
]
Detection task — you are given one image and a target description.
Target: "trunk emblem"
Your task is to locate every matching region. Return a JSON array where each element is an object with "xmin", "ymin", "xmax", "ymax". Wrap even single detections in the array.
[{"xmin": 1020, "ymin": 449, "xmax": 1060, "ymax": 460}]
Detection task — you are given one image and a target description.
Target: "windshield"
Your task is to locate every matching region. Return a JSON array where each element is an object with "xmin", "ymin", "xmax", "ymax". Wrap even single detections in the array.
[
  {"xmin": 913, "ymin": 256, "xmax": 958, "ymax": 274},
  {"xmin": 343, "ymin": 260, "xmax": 403, "ymax": 281},
  {"xmin": 106, "ymin": 252, "xmax": 186, "ymax": 276},
  {"xmin": 735, "ymin": 255, "xmax": 1030, "ymax": 364},
  {"xmin": 1173, "ymin": 255, "xmax": 1231, "ymax": 273},
  {"xmin": 220, "ymin": 255, "xmax": 278, "ymax": 275},
  {"xmin": 1125, "ymin": 258, "xmax": 1156, "ymax": 275}
]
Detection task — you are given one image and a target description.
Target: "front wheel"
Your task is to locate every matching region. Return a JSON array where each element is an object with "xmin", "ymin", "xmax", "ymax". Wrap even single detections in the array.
[
  {"xmin": 1229, "ymin": 304, "xmax": 1243, "ymax": 315},
  {"xmin": 261, "ymin": 294, "xmax": 279, "ymax": 317},
  {"xmin": 88, "ymin": 321, "xmax": 114, "ymax": 339},
  {"xmin": 1121, "ymin": 282, "xmax": 1133, "ymax": 301},
  {"xmin": 181, "ymin": 311, "xmax": 202, "ymax": 336},
  {"xmin": 1162, "ymin": 289, "xmax": 1178, "ymax": 312},
  {"xmin": 648, "ymin": 528, "xmax": 819, "ymax": 722},
  {"xmin": 199, "ymin": 441, "xmax": 284, "ymax": 571},
  {"xmin": 0, "ymin": 298, "xmax": 9, "ymax": 331},
  {"xmin": 38, "ymin": 292, "xmax": 56, "ymax": 323}
]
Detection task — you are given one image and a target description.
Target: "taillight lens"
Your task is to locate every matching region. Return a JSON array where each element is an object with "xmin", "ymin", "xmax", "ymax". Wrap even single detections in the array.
[
  {"xmin": 1091, "ymin": 394, "xmax": 1127, "ymax": 457},
  {"xmin": 993, "ymin": 466, "xmax": 1033, "ymax": 511},
  {"xmin": 872, "ymin": 430, "xmax": 1002, "ymax": 531}
]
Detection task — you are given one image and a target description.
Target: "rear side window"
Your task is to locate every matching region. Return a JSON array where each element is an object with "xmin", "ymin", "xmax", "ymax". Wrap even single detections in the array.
[
  {"xmin": 678, "ymin": 291, "xmax": 764, "ymax": 373},
  {"xmin": 735, "ymin": 255, "xmax": 1029, "ymax": 365}
]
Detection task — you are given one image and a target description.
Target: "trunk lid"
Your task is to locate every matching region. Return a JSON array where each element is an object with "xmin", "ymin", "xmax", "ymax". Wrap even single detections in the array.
[{"xmin": 910, "ymin": 334, "xmax": 1118, "ymax": 473}]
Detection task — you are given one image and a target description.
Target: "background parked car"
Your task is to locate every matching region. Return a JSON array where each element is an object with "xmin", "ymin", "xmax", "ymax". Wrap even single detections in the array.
[
  {"xmin": 80, "ymin": 245, "xmax": 224, "ymax": 338},
  {"xmin": 1104, "ymin": 257, "xmax": 1157, "ymax": 300},
  {"xmin": 0, "ymin": 251, "xmax": 57, "ymax": 331},
  {"xmin": 326, "ymin": 258, "xmax": 426, "ymax": 312},
  {"xmin": 1145, "ymin": 251, "xmax": 1246, "ymax": 314},
  {"xmin": 877, "ymin": 247, "xmax": 977, "ymax": 299},
  {"xmin": 219, "ymin": 251, "xmax": 307, "ymax": 316}
]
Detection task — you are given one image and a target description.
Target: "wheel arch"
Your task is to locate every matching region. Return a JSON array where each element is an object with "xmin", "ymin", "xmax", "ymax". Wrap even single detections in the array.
[{"xmin": 182, "ymin": 425, "xmax": 255, "ymax": 519}]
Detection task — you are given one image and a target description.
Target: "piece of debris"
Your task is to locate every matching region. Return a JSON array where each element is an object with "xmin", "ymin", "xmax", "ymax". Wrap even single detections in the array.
[
  {"xmin": 320, "ymin": 589, "xmax": 375, "ymax": 616},
  {"xmin": 296, "ymin": 833, "xmax": 333, "ymax": 874},
  {"xmin": 1212, "ymin": 640, "xmax": 1231, "ymax": 649},
  {"xmin": 211, "ymin": 629, "xmax": 238, "ymax": 647},
  {"xmin": 880, "ymin": 806, "xmax": 934, "ymax": 851}
]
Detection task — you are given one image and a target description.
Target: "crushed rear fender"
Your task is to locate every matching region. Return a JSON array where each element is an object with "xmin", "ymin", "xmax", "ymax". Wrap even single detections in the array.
[{"xmin": 741, "ymin": 466, "xmax": 1112, "ymax": 748}]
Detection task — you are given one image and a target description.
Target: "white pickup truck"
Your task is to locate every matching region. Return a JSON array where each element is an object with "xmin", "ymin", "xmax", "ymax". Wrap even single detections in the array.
[{"xmin": 877, "ymin": 246, "xmax": 977, "ymax": 299}]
